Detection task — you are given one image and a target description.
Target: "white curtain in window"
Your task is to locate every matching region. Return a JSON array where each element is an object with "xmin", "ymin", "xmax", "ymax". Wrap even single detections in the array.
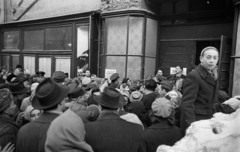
[
  {"xmin": 55, "ymin": 57, "xmax": 71, "ymax": 77},
  {"xmin": 39, "ymin": 57, "xmax": 51, "ymax": 77},
  {"xmin": 77, "ymin": 26, "xmax": 89, "ymax": 57},
  {"xmin": 24, "ymin": 56, "xmax": 35, "ymax": 75}
]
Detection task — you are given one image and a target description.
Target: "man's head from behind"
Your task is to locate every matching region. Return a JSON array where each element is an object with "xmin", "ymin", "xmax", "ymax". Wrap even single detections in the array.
[{"xmin": 32, "ymin": 78, "xmax": 70, "ymax": 111}]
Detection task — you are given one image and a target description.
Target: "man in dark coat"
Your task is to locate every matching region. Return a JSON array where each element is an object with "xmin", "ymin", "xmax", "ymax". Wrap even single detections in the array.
[
  {"xmin": 143, "ymin": 98, "xmax": 182, "ymax": 152},
  {"xmin": 180, "ymin": 46, "xmax": 219, "ymax": 134},
  {"xmin": 0, "ymin": 88, "xmax": 19, "ymax": 150},
  {"xmin": 16, "ymin": 78, "xmax": 70, "ymax": 152},
  {"xmin": 140, "ymin": 79, "xmax": 158, "ymax": 127},
  {"xmin": 85, "ymin": 87, "xmax": 146, "ymax": 152}
]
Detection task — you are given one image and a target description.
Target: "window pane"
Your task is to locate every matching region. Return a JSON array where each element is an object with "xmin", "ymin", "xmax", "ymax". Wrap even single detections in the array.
[
  {"xmin": 3, "ymin": 31, "xmax": 19, "ymax": 49},
  {"xmin": 128, "ymin": 17, "xmax": 144, "ymax": 55},
  {"xmin": 77, "ymin": 26, "xmax": 89, "ymax": 57},
  {"xmin": 24, "ymin": 56, "xmax": 35, "ymax": 75},
  {"xmin": 127, "ymin": 57, "xmax": 141, "ymax": 80},
  {"xmin": 105, "ymin": 56, "xmax": 126, "ymax": 78},
  {"xmin": 1, "ymin": 55, "xmax": 10, "ymax": 71},
  {"xmin": 12, "ymin": 55, "xmax": 19, "ymax": 72},
  {"xmin": 144, "ymin": 57, "xmax": 156, "ymax": 79},
  {"xmin": 55, "ymin": 57, "xmax": 71, "ymax": 78},
  {"xmin": 145, "ymin": 18, "xmax": 158, "ymax": 57},
  {"xmin": 107, "ymin": 17, "xmax": 128, "ymax": 55},
  {"xmin": 24, "ymin": 30, "xmax": 44, "ymax": 50},
  {"xmin": 39, "ymin": 57, "xmax": 51, "ymax": 77},
  {"xmin": 77, "ymin": 26, "xmax": 89, "ymax": 71},
  {"xmin": 45, "ymin": 27, "xmax": 72, "ymax": 50}
]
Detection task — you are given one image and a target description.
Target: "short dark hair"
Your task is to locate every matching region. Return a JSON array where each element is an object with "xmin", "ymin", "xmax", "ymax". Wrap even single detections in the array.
[
  {"xmin": 176, "ymin": 66, "xmax": 183, "ymax": 70},
  {"xmin": 145, "ymin": 79, "xmax": 157, "ymax": 91}
]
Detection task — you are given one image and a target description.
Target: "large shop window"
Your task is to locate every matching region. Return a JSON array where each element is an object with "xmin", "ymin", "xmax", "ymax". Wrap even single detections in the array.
[
  {"xmin": 3, "ymin": 31, "xmax": 19, "ymax": 50},
  {"xmin": 39, "ymin": 57, "xmax": 52, "ymax": 77},
  {"xmin": 23, "ymin": 56, "xmax": 36, "ymax": 75},
  {"xmin": 1, "ymin": 54, "xmax": 19, "ymax": 72},
  {"xmin": 104, "ymin": 16, "xmax": 158, "ymax": 80},
  {"xmin": 55, "ymin": 56, "xmax": 71, "ymax": 77},
  {"xmin": 77, "ymin": 25, "xmax": 89, "ymax": 72}
]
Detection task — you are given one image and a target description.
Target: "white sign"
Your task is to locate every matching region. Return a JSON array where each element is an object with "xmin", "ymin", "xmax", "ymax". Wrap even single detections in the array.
[
  {"xmin": 170, "ymin": 67, "xmax": 187, "ymax": 76},
  {"xmin": 105, "ymin": 69, "xmax": 117, "ymax": 78}
]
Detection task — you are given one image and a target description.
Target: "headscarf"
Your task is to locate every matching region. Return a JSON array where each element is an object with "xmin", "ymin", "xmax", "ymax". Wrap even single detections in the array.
[
  {"xmin": 0, "ymin": 88, "xmax": 13, "ymax": 113},
  {"xmin": 24, "ymin": 105, "xmax": 34, "ymax": 121}
]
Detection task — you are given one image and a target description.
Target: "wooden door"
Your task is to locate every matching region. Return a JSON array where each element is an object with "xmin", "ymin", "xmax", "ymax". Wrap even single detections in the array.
[
  {"xmin": 158, "ymin": 41, "xmax": 196, "ymax": 77},
  {"xmin": 218, "ymin": 36, "xmax": 232, "ymax": 93}
]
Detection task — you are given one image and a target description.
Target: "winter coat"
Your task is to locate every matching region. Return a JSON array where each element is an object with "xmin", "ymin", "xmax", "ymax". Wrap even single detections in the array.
[{"xmin": 180, "ymin": 64, "xmax": 219, "ymax": 133}]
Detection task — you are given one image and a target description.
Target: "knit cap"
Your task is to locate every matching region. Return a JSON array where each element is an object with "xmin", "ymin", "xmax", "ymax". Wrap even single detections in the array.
[
  {"xmin": 0, "ymin": 88, "xmax": 13, "ymax": 113},
  {"xmin": 151, "ymin": 97, "xmax": 173, "ymax": 118}
]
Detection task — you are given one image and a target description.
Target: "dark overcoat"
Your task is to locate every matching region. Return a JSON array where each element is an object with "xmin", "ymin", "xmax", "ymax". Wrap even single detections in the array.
[
  {"xmin": 16, "ymin": 112, "xmax": 59, "ymax": 152},
  {"xmin": 85, "ymin": 111, "xmax": 146, "ymax": 152},
  {"xmin": 0, "ymin": 116, "xmax": 19, "ymax": 150},
  {"xmin": 180, "ymin": 64, "xmax": 219, "ymax": 133},
  {"xmin": 143, "ymin": 120, "xmax": 182, "ymax": 152}
]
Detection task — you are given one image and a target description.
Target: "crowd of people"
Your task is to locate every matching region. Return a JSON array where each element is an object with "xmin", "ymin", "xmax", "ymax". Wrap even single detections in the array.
[{"xmin": 0, "ymin": 46, "xmax": 239, "ymax": 152}]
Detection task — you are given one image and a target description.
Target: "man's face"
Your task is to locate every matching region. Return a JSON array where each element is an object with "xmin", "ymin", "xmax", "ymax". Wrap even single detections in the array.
[
  {"xmin": 175, "ymin": 66, "xmax": 182, "ymax": 74},
  {"xmin": 85, "ymin": 71, "xmax": 90, "ymax": 77},
  {"xmin": 200, "ymin": 49, "xmax": 219, "ymax": 71},
  {"xmin": 157, "ymin": 70, "xmax": 163, "ymax": 76},
  {"xmin": 37, "ymin": 76, "xmax": 44, "ymax": 83},
  {"xmin": 91, "ymin": 75, "xmax": 96, "ymax": 82},
  {"xmin": 6, "ymin": 100, "xmax": 18, "ymax": 117}
]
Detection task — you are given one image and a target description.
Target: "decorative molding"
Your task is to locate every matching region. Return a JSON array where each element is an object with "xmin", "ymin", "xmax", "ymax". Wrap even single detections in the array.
[
  {"xmin": 101, "ymin": 0, "xmax": 141, "ymax": 11},
  {"xmin": 9, "ymin": 0, "xmax": 39, "ymax": 21}
]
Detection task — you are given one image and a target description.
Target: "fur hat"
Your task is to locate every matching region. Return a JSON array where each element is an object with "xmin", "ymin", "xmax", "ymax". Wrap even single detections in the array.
[{"xmin": 52, "ymin": 71, "xmax": 65, "ymax": 83}]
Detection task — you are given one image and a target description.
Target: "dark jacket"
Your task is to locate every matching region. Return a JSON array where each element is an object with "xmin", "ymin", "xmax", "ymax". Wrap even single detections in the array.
[
  {"xmin": 0, "ymin": 116, "xmax": 19, "ymax": 150},
  {"xmin": 143, "ymin": 120, "xmax": 182, "ymax": 152},
  {"xmin": 180, "ymin": 64, "xmax": 219, "ymax": 133},
  {"xmin": 141, "ymin": 93, "xmax": 157, "ymax": 127},
  {"xmin": 126, "ymin": 102, "xmax": 146, "ymax": 126},
  {"xmin": 85, "ymin": 111, "xmax": 146, "ymax": 152},
  {"xmin": 16, "ymin": 112, "xmax": 59, "ymax": 152}
]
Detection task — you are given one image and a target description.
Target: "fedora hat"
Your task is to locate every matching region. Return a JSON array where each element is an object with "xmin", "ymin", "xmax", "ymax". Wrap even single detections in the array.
[
  {"xmin": 32, "ymin": 78, "xmax": 70, "ymax": 110},
  {"xmin": 9, "ymin": 81, "xmax": 28, "ymax": 95},
  {"xmin": 93, "ymin": 87, "xmax": 126, "ymax": 109}
]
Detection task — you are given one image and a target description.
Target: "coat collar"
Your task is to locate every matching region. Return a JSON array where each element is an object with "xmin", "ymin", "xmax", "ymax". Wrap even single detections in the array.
[
  {"xmin": 147, "ymin": 120, "xmax": 172, "ymax": 129},
  {"xmin": 98, "ymin": 111, "xmax": 121, "ymax": 121},
  {"xmin": 195, "ymin": 64, "xmax": 216, "ymax": 86},
  {"xmin": 33, "ymin": 112, "xmax": 60, "ymax": 123}
]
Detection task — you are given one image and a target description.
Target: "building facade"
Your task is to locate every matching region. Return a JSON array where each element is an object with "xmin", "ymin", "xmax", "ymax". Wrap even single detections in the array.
[{"xmin": 0, "ymin": 0, "xmax": 238, "ymax": 96}]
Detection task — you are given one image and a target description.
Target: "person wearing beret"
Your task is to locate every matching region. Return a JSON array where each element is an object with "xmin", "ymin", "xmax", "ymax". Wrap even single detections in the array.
[
  {"xmin": 109, "ymin": 73, "xmax": 120, "ymax": 89},
  {"xmin": 0, "ymin": 88, "xmax": 19, "ymax": 151},
  {"xmin": 16, "ymin": 78, "xmax": 70, "ymax": 152},
  {"xmin": 35, "ymin": 71, "xmax": 45, "ymax": 83},
  {"xmin": 143, "ymin": 98, "xmax": 182, "ymax": 152},
  {"xmin": 85, "ymin": 87, "xmax": 146, "ymax": 152}
]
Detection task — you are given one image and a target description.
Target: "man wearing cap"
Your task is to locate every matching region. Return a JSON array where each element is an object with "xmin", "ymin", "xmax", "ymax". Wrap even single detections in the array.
[
  {"xmin": 143, "ymin": 98, "xmax": 182, "ymax": 152},
  {"xmin": 52, "ymin": 71, "xmax": 66, "ymax": 85},
  {"xmin": 157, "ymin": 80, "xmax": 173, "ymax": 98},
  {"xmin": 0, "ymin": 88, "xmax": 19, "ymax": 150},
  {"xmin": 16, "ymin": 78, "xmax": 70, "ymax": 152},
  {"xmin": 109, "ymin": 73, "xmax": 120, "ymax": 89},
  {"xmin": 85, "ymin": 87, "xmax": 146, "ymax": 152},
  {"xmin": 35, "ymin": 71, "xmax": 45, "ymax": 83}
]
